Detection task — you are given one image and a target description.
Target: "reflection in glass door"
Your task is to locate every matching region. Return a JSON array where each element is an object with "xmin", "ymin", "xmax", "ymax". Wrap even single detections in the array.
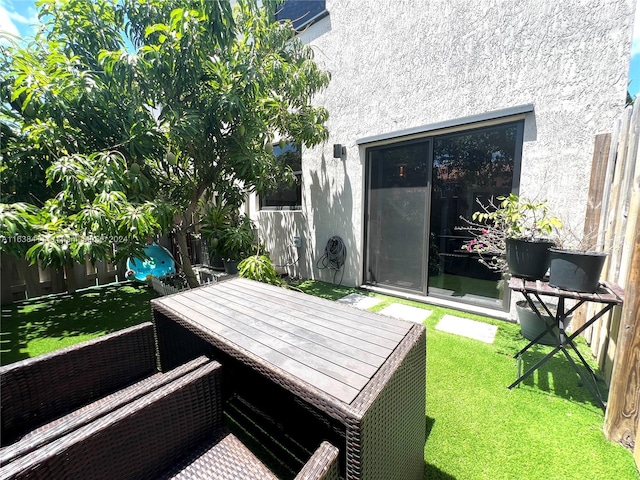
[
  {"xmin": 365, "ymin": 140, "xmax": 430, "ymax": 293},
  {"xmin": 364, "ymin": 121, "xmax": 523, "ymax": 309},
  {"xmin": 428, "ymin": 123, "xmax": 521, "ymax": 307}
]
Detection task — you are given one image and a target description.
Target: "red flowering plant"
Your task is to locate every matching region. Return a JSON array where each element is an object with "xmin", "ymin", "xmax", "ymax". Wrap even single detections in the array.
[
  {"xmin": 458, "ymin": 211, "xmax": 508, "ymax": 273},
  {"xmin": 458, "ymin": 194, "xmax": 562, "ymax": 273}
]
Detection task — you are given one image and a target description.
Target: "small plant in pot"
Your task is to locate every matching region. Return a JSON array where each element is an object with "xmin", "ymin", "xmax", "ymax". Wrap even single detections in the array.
[
  {"xmin": 238, "ymin": 251, "xmax": 281, "ymax": 286},
  {"xmin": 199, "ymin": 201, "xmax": 234, "ymax": 270},
  {"xmin": 217, "ymin": 215, "xmax": 256, "ymax": 274},
  {"xmin": 461, "ymin": 194, "xmax": 562, "ymax": 280},
  {"xmin": 548, "ymin": 225, "xmax": 607, "ymax": 293}
]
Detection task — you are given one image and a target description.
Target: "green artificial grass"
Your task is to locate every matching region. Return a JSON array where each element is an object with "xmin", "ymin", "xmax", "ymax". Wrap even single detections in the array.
[
  {"xmin": 0, "ymin": 282, "xmax": 158, "ymax": 366},
  {"xmin": 1, "ymin": 279, "xmax": 637, "ymax": 479},
  {"xmin": 294, "ymin": 281, "xmax": 638, "ymax": 480}
]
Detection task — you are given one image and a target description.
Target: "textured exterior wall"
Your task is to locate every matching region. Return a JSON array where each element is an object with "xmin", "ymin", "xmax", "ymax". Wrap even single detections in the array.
[{"xmin": 256, "ymin": 0, "xmax": 635, "ymax": 294}]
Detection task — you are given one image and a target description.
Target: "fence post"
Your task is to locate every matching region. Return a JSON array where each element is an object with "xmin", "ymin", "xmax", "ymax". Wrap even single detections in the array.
[
  {"xmin": 572, "ymin": 133, "xmax": 612, "ymax": 335},
  {"xmin": 603, "ymin": 194, "xmax": 640, "ymax": 450},
  {"xmin": 635, "ymin": 414, "xmax": 640, "ymax": 471}
]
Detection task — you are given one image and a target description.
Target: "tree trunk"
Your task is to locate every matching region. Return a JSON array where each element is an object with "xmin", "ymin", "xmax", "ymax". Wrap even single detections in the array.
[
  {"xmin": 64, "ymin": 257, "xmax": 77, "ymax": 294},
  {"xmin": 175, "ymin": 184, "xmax": 209, "ymax": 289},
  {"xmin": 175, "ymin": 229, "xmax": 199, "ymax": 288}
]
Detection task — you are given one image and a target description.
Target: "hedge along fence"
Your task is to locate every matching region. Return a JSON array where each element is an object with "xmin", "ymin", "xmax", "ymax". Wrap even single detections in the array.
[
  {"xmin": 0, "ymin": 253, "xmax": 125, "ymax": 305},
  {"xmin": 573, "ymin": 103, "xmax": 640, "ymax": 454}
]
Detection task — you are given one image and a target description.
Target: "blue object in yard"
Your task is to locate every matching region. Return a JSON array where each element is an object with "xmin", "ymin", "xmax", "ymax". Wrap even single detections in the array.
[{"xmin": 126, "ymin": 243, "xmax": 176, "ymax": 282}]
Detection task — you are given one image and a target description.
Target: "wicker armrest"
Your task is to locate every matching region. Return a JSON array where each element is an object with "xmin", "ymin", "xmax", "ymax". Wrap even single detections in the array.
[
  {"xmin": 161, "ymin": 435, "xmax": 341, "ymax": 480},
  {"xmin": 295, "ymin": 441, "xmax": 341, "ymax": 480},
  {"xmin": 0, "ymin": 355, "xmax": 211, "ymax": 467},
  {"xmin": 0, "ymin": 360, "xmax": 223, "ymax": 480},
  {"xmin": 0, "ymin": 322, "xmax": 157, "ymax": 446}
]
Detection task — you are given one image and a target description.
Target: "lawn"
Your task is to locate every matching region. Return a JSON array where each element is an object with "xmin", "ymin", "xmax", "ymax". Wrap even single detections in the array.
[
  {"xmin": 1, "ymin": 280, "xmax": 637, "ymax": 479},
  {"xmin": 0, "ymin": 282, "xmax": 158, "ymax": 365},
  {"xmin": 293, "ymin": 280, "xmax": 638, "ymax": 480}
]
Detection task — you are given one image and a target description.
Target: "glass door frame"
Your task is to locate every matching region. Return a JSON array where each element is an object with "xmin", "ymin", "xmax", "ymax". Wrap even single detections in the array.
[
  {"xmin": 363, "ymin": 137, "xmax": 433, "ymax": 296},
  {"xmin": 362, "ymin": 120, "xmax": 524, "ymax": 311}
]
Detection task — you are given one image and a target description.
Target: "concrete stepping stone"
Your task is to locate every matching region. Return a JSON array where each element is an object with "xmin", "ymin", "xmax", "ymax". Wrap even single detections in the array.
[
  {"xmin": 435, "ymin": 314, "xmax": 498, "ymax": 344},
  {"xmin": 336, "ymin": 293, "xmax": 382, "ymax": 310},
  {"xmin": 378, "ymin": 303, "xmax": 432, "ymax": 324}
]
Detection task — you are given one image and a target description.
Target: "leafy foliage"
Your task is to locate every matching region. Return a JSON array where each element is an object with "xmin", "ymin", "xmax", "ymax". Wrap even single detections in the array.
[
  {"xmin": 459, "ymin": 194, "xmax": 563, "ymax": 272},
  {"xmin": 1, "ymin": 0, "xmax": 331, "ymax": 288},
  {"xmin": 238, "ymin": 254, "xmax": 281, "ymax": 286},
  {"xmin": 218, "ymin": 215, "xmax": 256, "ymax": 262},
  {"xmin": 471, "ymin": 194, "xmax": 562, "ymax": 240}
]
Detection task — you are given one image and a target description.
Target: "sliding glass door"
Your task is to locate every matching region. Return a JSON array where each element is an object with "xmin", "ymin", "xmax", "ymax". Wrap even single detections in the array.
[
  {"xmin": 365, "ymin": 140, "xmax": 430, "ymax": 293},
  {"xmin": 364, "ymin": 121, "xmax": 523, "ymax": 308}
]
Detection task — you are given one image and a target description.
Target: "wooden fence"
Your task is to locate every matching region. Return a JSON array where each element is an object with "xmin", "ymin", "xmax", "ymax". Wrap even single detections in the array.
[
  {"xmin": 0, "ymin": 235, "xmax": 204, "ymax": 305},
  {"xmin": 0, "ymin": 253, "xmax": 125, "ymax": 304},
  {"xmin": 575, "ymin": 103, "xmax": 640, "ymax": 455}
]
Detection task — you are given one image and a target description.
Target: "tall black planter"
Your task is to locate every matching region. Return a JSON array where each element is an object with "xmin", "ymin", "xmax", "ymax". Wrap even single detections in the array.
[
  {"xmin": 506, "ymin": 238, "xmax": 554, "ymax": 280},
  {"xmin": 223, "ymin": 259, "xmax": 239, "ymax": 275},
  {"xmin": 516, "ymin": 300, "xmax": 572, "ymax": 346},
  {"xmin": 548, "ymin": 248, "xmax": 607, "ymax": 293}
]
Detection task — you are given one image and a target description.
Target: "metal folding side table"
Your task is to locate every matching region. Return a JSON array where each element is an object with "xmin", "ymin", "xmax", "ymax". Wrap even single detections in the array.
[{"xmin": 508, "ymin": 277, "xmax": 624, "ymax": 410}]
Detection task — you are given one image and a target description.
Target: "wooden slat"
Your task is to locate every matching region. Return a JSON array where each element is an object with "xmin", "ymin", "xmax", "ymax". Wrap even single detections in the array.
[
  {"xmin": 604, "ymin": 220, "xmax": 640, "ymax": 450},
  {"xmin": 212, "ymin": 281, "xmax": 405, "ymax": 345},
  {"xmin": 187, "ymin": 287, "xmax": 387, "ymax": 366},
  {"xmin": 184, "ymin": 289, "xmax": 381, "ymax": 375},
  {"xmin": 213, "ymin": 281, "xmax": 407, "ymax": 344},
  {"xmin": 165, "ymin": 295, "xmax": 371, "ymax": 389},
  {"xmin": 233, "ymin": 277, "xmax": 411, "ymax": 334},
  {"xmin": 584, "ymin": 133, "xmax": 612, "ymax": 251},
  {"xmin": 183, "ymin": 286, "xmax": 395, "ymax": 356},
  {"xmin": 635, "ymin": 413, "xmax": 640, "ymax": 471},
  {"xmin": 158, "ymin": 296, "xmax": 362, "ymax": 403},
  {"xmin": 510, "ymin": 278, "xmax": 622, "ymax": 304}
]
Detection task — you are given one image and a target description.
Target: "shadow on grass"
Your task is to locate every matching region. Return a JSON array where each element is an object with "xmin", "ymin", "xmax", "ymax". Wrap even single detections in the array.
[
  {"xmin": 424, "ymin": 462, "xmax": 457, "ymax": 480},
  {"xmin": 494, "ymin": 322, "xmax": 607, "ymax": 410},
  {"xmin": 514, "ymin": 345, "xmax": 609, "ymax": 410},
  {"xmin": 289, "ymin": 279, "xmax": 363, "ymax": 301},
  {"xmin": 424, "ymin": 416, "xmax": 457, "ymax": 479},
  {"xmin": 0, "ymin": 282, "xmax": 158, "ymax": 366}
]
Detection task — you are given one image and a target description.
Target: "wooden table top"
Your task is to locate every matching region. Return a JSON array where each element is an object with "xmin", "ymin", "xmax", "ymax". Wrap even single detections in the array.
[
  {"xmin": 508, "ymin": 277, "xmax": 624, "ymax": 304},
  {"xmin": 151, "ymin": 277, "xmax": 415, "ymax": 404}
]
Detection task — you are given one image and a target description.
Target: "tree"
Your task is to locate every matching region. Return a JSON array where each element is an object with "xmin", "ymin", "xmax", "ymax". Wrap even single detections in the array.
[{"xmin": 1, "ymin": 0, "xmax": 330, "ymax": 289}]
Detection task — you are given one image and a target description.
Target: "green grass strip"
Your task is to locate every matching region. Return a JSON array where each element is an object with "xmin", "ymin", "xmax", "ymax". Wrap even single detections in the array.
[
  {"xmin": 2, "ymin": 279, "xmax": 637, "ymax": 479},
  {"xmin": 1, "ymin": 282, "xmax": 158, "ymax": 366},
  {"xmin": 294, "ymin": 280, "xmax": 638, "ymax": 480}
]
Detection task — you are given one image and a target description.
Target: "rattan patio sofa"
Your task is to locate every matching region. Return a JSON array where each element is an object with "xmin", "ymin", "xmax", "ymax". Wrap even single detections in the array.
[
  {"xmin": 0, "ymin": 355, "xmax": 339, "ymax": 479},
  {"xmin": 0, "ymin": 322, "xmax": 340, "ymax": 479},
  {"xmin": 1, "ymin": 322, "xmax": 162, "ymax": 461}
]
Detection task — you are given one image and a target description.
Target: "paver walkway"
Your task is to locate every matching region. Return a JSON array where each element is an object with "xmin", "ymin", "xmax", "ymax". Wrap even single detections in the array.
[
  {"xmin": 435, "ymin": 314, "xmax": 498, "ymax": 344},
  {"xmin": 378, "ymin": 303, "xmax": 432, "ymax": 324},
  {"xmin": 336, "ymin": 293, "xmax": 382, "ymax": 310},
  {"xmin": 336, "ymin": 295, "xmax": 497, "ymax": 343}
]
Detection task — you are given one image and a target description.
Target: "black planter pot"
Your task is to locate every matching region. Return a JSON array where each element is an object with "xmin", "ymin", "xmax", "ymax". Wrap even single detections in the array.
[
  {"xmin": 223, "ymin": 259, "xmax": 239, "ymax": 275},
  {"xmin": 210, "ymin": 254, "xmax": 225, "ymax": 271},
  {"xmin": 505, "ymin": 238, "xmax": 554, "ymax": 280},
  {"xmin": 516, "ymin": 300, "xmax": 572, "ymax": 346},
  {"xmin": 548, "ymin": 248, "xmax": 607, "ymax": 293}
]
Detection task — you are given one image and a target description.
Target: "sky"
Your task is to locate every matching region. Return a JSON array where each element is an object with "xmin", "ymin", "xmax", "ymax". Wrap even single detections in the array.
[{"xmin": 2, "ymin": 0, "xmax": 640, "ymax": 97}]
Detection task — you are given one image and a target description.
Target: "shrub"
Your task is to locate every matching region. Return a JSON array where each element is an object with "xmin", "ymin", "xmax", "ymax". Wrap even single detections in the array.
[{"xmin": 238, "ymin": 254, "xmax": 281, "ymax": 285}]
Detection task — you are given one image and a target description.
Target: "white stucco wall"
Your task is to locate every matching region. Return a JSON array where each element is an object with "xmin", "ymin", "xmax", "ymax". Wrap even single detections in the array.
[{"xmin": 256, "ymin": 0, "xmax": 635, "ymax": 301}]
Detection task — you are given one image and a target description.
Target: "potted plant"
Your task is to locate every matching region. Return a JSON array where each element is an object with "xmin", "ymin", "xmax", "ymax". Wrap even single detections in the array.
[
  {"xmin": 238, "ymin": 252, "xmax": 281, "ymax": 285},
  {"xmin": 516, "ymin": 300, "xmax": 573, "ymax": 345},
  {"xmin": 548, "ymin": 225, "xmax": 606, "ymax": 293},
  {"xmin": 217, "ymin": 215, "xmax": 256, "ymax": 274},
  {"xmin": 199, "ymin": 201, "xmax": 233, "ymax": 270},
  {"xmin": 463, "ymin": 194, "xmax": 562, "ymax": 280}
]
